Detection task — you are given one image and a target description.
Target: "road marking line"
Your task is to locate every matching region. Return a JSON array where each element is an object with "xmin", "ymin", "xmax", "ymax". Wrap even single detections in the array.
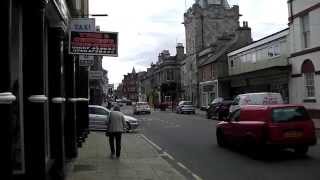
[
  {"xmin": 162, "ymin": 152, "xmax": 174, "ymax": 160},
  {"xmin": 192, "ymin": 173, "xmax": 203, "ymax": 180},
  {"xmin": 140, "ymin": 134, "xmax": 162, "ymax": 151},
  {"xmin": 177, "ymin": 162, "xmax": 203, "ymax": 180},
  {"xmin": 177, "ymin": 162, "xmax": 188, "ymax": 170}
]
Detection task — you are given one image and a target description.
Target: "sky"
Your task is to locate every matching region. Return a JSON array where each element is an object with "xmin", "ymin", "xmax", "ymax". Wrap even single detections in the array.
[{"xmin": 89, "ymin": 0, "xmax": 289, "ymax": 87}]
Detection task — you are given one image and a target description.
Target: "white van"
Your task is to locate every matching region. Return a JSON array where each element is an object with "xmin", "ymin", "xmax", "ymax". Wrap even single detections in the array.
[{"xmin": 229, "ymin": 92, "xmax": 284, "ymax": 113}]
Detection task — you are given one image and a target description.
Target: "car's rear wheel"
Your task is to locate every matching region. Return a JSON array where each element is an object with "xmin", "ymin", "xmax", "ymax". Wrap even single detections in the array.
[
  {"xmin": 217, "ymin": 129, "xmax": 226, "ymax": 147},
  {"xmin": 294, "ymin": 146, "xmax": 309, "ymax": 155}
]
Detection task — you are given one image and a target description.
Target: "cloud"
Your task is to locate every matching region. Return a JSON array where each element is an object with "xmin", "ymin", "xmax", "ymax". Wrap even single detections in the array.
[{"xmin": 229, "ymin": 0, "xmax": 288, "ymax": 40}]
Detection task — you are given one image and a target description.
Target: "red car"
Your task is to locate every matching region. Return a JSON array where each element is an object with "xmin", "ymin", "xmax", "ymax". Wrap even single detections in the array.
[{"xmin": 216, "ymin": 104, "xmax": 317, "ymax": 154}]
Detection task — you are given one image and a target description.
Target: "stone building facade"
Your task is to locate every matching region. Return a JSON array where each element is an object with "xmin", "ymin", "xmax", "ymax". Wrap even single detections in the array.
[
  {"xmin": 89, "ymin": 56, "xmax": 106, "ymax": 105},
  {"xmin": 137, "ymin": 71, "xmax": 147, "ymax": 102},
  {"xmin": 140, "ymin": 64, "xmax": 159, "ymax": 106},
  {"xmin": 122, "ymin": 68, "xmax": 139, "ymax": 102},
  {"xmin": 139, "ymin": 44, "xmax": 185, "ymax": 106},
  {"xmin": 287, "ymin": 0, "xmax": 320, "ymax": 118},
  {"xmin": 226, "ymin": 29, "xmax": 290, "ymax": 103},
  {"xmin": 182, "ymin": 0, "xmax": 252, "ymax": 107}
]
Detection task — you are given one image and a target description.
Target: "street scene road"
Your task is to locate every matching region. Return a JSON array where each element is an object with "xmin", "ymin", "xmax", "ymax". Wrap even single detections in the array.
[{"xmin": 121, "ymin": 105, "xmax": 320, "ymax": 180}]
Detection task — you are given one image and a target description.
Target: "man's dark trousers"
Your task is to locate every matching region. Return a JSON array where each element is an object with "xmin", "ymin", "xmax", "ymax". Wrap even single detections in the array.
[{"xmin": 109, "ymin": 132, "xmax": 122, "ymax": 157}]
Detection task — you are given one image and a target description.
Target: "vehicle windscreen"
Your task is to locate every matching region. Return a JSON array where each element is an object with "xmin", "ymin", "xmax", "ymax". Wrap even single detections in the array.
[
  {"xmin": 183, "ymin": 101, "xmax": 192, "ymax": 105},
  {"xmin": 272, "ymin": 107, "xmax": 309, "ymax": 122}
]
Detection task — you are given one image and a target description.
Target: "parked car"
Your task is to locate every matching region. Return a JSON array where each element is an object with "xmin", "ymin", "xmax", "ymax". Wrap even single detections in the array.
[
  {"xmin": 133, "ymin": 102, "xmax": 151, "ymax": 114},
  {"xmin": 207, "ymin": 97, "xmax": 233, "ymax": 120},
  {"xmin": 216, "ymin": 104, "xmax": 317, "ymax": 155},
  {"xmin": 176, "ymin": 101, "xmax": 195, "ymax": 114},
  {"xmin": 229, "ymin": 92, "xmax": 284, "ymax": 113},
  {"xmin": 88, "ymin": 105, "xmax": 139, "ymax": 132},
  {"xmin": 115, "ymin": 99, "xmax": 124, "ymax": 107}
]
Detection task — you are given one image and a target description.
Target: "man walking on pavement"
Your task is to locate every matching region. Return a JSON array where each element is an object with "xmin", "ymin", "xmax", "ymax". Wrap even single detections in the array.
[{"xmin": 107, "ymin": 104, "xmax": 126, "ymax": 158}]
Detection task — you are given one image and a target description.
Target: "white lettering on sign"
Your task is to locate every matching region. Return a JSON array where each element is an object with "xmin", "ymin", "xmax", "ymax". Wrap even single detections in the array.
[
  {"xmin": 79, "ymin": 55, "xmax": 94, "ymax": 66},
  {"xmin": 70, "ymin": 18, "xmax": 96, "ymax": 32}
]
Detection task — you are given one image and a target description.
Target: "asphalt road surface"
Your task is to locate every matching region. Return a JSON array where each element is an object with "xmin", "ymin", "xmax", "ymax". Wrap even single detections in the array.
[{"xmin": 122, "ymin": 105, "xmax": 320, "ymax": 180}]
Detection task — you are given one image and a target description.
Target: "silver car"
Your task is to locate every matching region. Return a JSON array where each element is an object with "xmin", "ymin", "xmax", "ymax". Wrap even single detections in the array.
[
  {"xmin": 88, "ymin": 105, "xmax": 139, "ymax": 132},
  {"xmin": 176, "ymin": 101, "xmax": 195, "ymax": 114},
  {"xmin": 133, "ymin": 102, "xmax": 151, "ymax": 115}
]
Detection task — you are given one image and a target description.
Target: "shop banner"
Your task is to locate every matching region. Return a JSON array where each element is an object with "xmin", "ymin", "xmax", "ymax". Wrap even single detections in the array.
[{"xmin": 69, "ymin": 31, "xmax": 118, "ymax": 56}]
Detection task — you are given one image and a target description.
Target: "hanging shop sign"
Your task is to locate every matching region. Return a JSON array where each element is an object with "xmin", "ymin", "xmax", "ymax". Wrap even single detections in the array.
[
  {"xmin": 69, "ymin": 31, "xmax": 118, "ymax": 56},
  {"xmin": 89, "ymin": 71, "xmax": 103, "ymax": 80},
  {"xmin": 70, "ymin": 18, "xmax": 96, "ymax": 32},
  {"xmin": 79, "ymin": 55, "xmax": 94, "ymax": 66}
]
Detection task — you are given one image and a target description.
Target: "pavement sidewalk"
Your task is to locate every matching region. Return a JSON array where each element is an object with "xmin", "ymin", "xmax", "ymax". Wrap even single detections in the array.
[{"xmin": 66, "ymin": 132, "xmax": 186, "ymax": 180}]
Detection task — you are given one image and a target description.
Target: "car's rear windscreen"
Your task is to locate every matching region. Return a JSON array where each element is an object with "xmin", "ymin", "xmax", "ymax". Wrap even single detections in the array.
[{"xmin": 272, "ymin": 107, "xmax": 309, "ymax": 122}]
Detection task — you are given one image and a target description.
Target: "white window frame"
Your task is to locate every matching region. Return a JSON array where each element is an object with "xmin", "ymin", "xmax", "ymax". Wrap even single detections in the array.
[
  {"xmin": 273, "ymin": 44, "xmax": 281, "ymax": 57},
  {"xmin": 301, "ymin": 14, "xmax": 310, "ymax": 49},
  {"xmin": 267, "ymin": 46, "xmax": 274, "ymax": 58},
  {"xmin": 304, "ymin": 72, "xmax": 315, "ymax": 98}
]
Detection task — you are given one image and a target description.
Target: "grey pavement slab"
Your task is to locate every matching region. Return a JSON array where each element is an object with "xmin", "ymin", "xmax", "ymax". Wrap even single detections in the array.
[{"xmin": 66, "ymin": 132, "xmax": 186, "ymax": 180}]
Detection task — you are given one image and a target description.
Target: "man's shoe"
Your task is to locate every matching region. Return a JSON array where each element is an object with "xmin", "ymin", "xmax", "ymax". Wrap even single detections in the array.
[{"xmin": 110, "ymin": 153, "xmax": 115, "ymax": 159}]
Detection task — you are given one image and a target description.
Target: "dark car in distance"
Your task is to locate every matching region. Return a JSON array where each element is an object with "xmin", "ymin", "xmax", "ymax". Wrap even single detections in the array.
[{"xmin": 207, "ymin": 97, "xmax": 233, "ymax": 120}]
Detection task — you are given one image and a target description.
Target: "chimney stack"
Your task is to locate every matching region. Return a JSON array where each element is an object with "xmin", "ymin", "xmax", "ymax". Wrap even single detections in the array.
[{"xmin": 176, "ymin": 43, "xmax": 185, "ymax": 61}]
